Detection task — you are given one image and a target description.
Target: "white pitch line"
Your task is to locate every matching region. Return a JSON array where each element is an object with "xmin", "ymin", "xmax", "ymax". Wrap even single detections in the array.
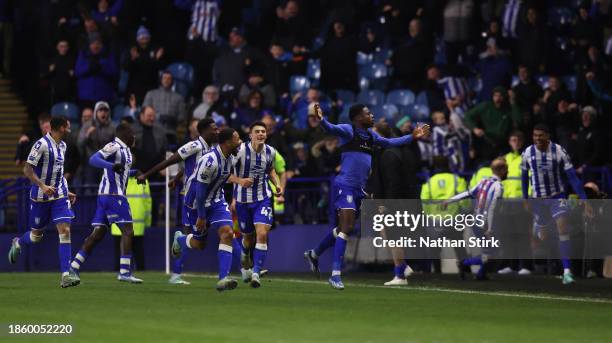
[{"xmin": 183, "ymin": 273, "xmax": 612, "ymax": 304}]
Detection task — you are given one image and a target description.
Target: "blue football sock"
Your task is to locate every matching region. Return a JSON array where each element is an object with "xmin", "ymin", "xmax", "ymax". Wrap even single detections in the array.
[
  {"xmin": 253, "ymin": 243, "xmax": 268, "ymax": 274},
  {"xmin": 394, "ymin": 263, "xmax": 407, "ymax": 278},
  {"xmin": 463, "ymin": 256, "xmax": 483, "ymax": 266},
  {"xmin": 559, "ymin": 235, "xmax": 571, "ymax": 270},
  {"xmin": 177, "ymin": 235, "xmax": 189, "ymax": 250},
  {"xmin": 172, "ymin": 248, "xmax": 188, "ymax": 274},
  {"xmin": 331, "ymin": 232, "xmax": 348, "ymax": 274},
  {"xmin": 18, "ymin": 231, "xmax": 34, "ymax": 247},
  {"xmin": 218, "ymin": 244, "xmax": 233, "ymax": 280},
  {"xmin": 71, "ymin": 250, "xmax": 88, "ymax": 271},
  {"xmin": 314, "ymin": 227, "xmax": 337, "ymax": 257},
  {"xmin": 120, "ymin": 254, "xmax": 132, "ymax": 276},
  {"xmin": 58, "ymin": 234, "xmax": 71, "ymax": 273}
]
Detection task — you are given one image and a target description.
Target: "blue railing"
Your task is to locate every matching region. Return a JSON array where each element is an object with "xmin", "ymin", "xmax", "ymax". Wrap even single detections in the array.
[{"xmin": 2, "ymin": 167, "xmax": 610, "ymax": 233}]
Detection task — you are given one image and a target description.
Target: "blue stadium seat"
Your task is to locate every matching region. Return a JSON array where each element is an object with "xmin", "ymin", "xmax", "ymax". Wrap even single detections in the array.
[
  {"xmin": 166, "ymin": 62, "xmax": 194, "ymax": 86},
  {"xmin": 563, "ymin": 75, "xmax": 577, "ymax": 95},
  {"xmin": 307, "ymin": 59, "xmax": 321, "ymax": 80},
  {"xmin": 338, "ymin": 105, "xmax": 351, "ymax": 124},
  {"xmin": 289, "ymin": 75, "xmax": 311, "ymax": 95},
  {"xmin": 408, "ymin": 104, "xmax": 430, "ymax": 122},
  {"xmin": 468, "ymin": 77, "xmax": 482, "ymax": 94},
  {"xmin": 511, "ymin": 75, "xmax": 519, "ymax": 87},
  {"xmin": 172, "ymin": 81, "xmax": 191, "ymax": 99},
  {"xmin": 535, "ymin": 75, "xmax": 549, "ymax": 89},
  {"xmin": 335, "ymin": 89, "xmax": 355, "ymax": 104},
  {"xmin": 415, "ymin": 91, "xmax": 428, "ymax": 106},
  {"xmin": 380, "ymin": 104, "xmax": 400, "ymax": 124},
  {"xmin": 118, "ymin": 69, "xmax": 129, "ymax": 95},
  {"xmin": 359, "ymin": 63, "xmax": 388, "ymax": 79},
  {"xmin": 356, "ymin": 90, "xmax": 385, "ymax": 106},
  {"xmin": 386, "ymin": 89, "xmax": 415, "ymax": 107},
  {"xmin": 356, "ymin": 52, "xmax": 373, "ymax": 65},
  {"xmin": 112, "ymin": 104, "xmax": 129, "ymax": 122},
  {"xmin": 548, "ymin": 7, "xmax": 574, "ymax": 30},
  {"xmin": 373, "ymin": 48, "xmax": 392, "ymax": 63},
  {"xmin": 358, "ymin": 76, "xmax": 370, "ymax": 91},
  {"xmin": 51, "ymin": 102, "xmax": 80, "ymax": 122}
]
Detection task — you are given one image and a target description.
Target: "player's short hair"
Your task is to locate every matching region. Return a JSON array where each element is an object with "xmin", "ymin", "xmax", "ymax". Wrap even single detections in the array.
[
  {"xmin": 115, "ymin": 122, "xmax": 133, "ymax": 138},
  {"xmin": 218, "ymin": 127, "xmax": 236, "ymax": 144},
  {"xmin": 50, "ymin": 116, "xmax": 69, "ymax": 130},
  {"xmin": 533, "ymin": 124, "xmax": 550, "ymax": 134},
  {"xmin": 349, "ymin": 104, "xmax": 366, "ymax": 121},
  {"xmin": 38, "ymin": 112, "xmax": 52, "ymax": 123},
  {"xmin": 249, "ymin": 121, "xmax": 266, "ymax": 132},
  {"xmin": 491, "ymin": 157, "xmax": 507, "ymax": 173},
  {"xmin": 197, "ymin": 118, "xmax": 215, "ymax": 134}
]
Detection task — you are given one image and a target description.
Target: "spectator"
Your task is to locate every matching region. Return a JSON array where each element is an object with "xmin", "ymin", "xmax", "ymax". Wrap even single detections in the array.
[
  {"xmin": 186, "ymin": 0, "xmax": 220, "ymax": 96},
  {"xmin": 233, "ymin": 90, "xmax": 271, "ymax": 136},
  {"xmin": 431, "ymin": 111, "xmax": 468, "ymax": 172},
  {"xmin": 238, "ymin": 68, "xmax": 277, "ymax": 109},
  {"xmin": 78, "ymin": 101, "xmax": 116, "ymax": 185},
  {"xmin": 262, "ymin": 113, "xmax": 291, "ymax": 163},
  {"xmin": 142, "ymin": 70, "xmax": 187, "ymax": 138},
  {"xmin": 391, "ymin": 18, "xmax": 434, "ymax": 91},
  {"xmin": 124, "ymin": 26, "xmax": 164, "ymax": 105},
  {"xmin": 267, "ymin": 42, "xmax": 293, "ymax": 96},
  {"xmin": 272, "ymin": 0, "xmax": 308, "ymax": 53},
  {"xmin": 421, "ymin": 64, "xmax": 446, "ymax": 113},
  {"xmin": 287, "ymin": 88, "xmax": 330, "ymax": 130},
  {"xmin": 310, "ymin": 136, "xmax": 341, "ymax": 176},
  {"xmin": 132, "ymin": 106, "xmax": 168, "ymax": 175},
  {"xmin": 573, "ymin": 4, "xmax": 600, "ymax": 54},
  {"xmin": 284, "ymin": 103, "xmax": 326, "ymax": 148},
  {"xmin": 480, "ymin": 18, "xmax": 509, "ymax": 54},
  {"xmin": 213, "ymin": 27, "xmax": 263, "ymax": 98},
  {"xmin": 549, "ymin": 98, "xmax": 579, "ymax": 150},
  {"xmin": 91, "ymin": 0, "xmax": 123, "ymax": 26},
  {"xmin": 517, "ymin": 7, "xmax": 548, "ymax": 74},
  {"xmin": 443, "ymin": 0, "xmax": 474, "ymax": 64},
  {"xmin": 74, "ymin": 32, "xmax": 118, "ymax": 109},
  {"xmin": 475, "ymin": 37, "xmax": 513, "ymax": 101},
  {"xmin": 358, "ymin": 23, "xmax": 386, "ymax": 54},
  {"xmin": 465, "ymin": 86, "xmax": 521, "ymax": 159},
  {"xmin": 574, "ymin": 106, "xmax": 605, "ymax": 177},
  {"xmin": 541, "ymin": 75, "xmax": 571, "ymax": 116},
  {"xmin": 14, "ymin": 113, "xmax": 51, "ymax": 165},
  {"xmin": 319, "ymin": 20, "xmax": 358, "ymax": 92},
  {"xmin": 511, "ymin": 65, "xmax": 543, "ymax": 117},
  {"xmin": 193, "ymin": 85, "xmax": 229, "ymax": 120},
  {"xmin": 45, "ymin": 39, "xmax": 75, "ymax": 103}
]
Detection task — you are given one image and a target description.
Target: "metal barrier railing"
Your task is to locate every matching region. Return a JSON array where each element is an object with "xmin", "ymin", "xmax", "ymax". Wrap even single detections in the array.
[{"xmin": 2, "ymin": 166, "xmax": 610, "ymax": 233}]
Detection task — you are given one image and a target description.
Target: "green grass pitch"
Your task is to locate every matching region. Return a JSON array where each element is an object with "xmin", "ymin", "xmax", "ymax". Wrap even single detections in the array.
[{"xmin": 1, "ymin": 272, "xmax": 612, "ymax": 342}]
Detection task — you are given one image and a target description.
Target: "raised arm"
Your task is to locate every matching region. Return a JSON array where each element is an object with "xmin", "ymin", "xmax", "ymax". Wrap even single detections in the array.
[
  {"xmin": 312, "ymin": 103, "xmax": 353, "ymax": 140},
  {"xmin": 137, "ymin": 152, "xmax": 182, "ymax": 183},
  {"xmin": 372, "ymin": 123, "xmax": 430, "ymax": 148}
]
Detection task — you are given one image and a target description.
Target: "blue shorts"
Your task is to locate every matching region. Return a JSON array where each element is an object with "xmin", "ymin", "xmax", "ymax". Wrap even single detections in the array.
[
  {"xmin": 179, "ymin": 194, "xmax": 197, "ymax": 228},
  {"xmin": 29, "ymin": 198, "xmax": 74, "ymax": 230},
  {"xmin": 332, "ymin": 182, "xmax": 366, "ymax": 212},
  {"xmin": 236, "ymin": 198, "xmax": 273, "ymax": 234},
  {"xmin": 531, "ymin": 197, "xmax": 569, "ymax": 229},
  {"xmin": 91, "ymin": 195, "xmax": 133, "ymax": 228},
  {"xmin": 203, "ymin": 200, "xmax": 233, "ymax": 231}
]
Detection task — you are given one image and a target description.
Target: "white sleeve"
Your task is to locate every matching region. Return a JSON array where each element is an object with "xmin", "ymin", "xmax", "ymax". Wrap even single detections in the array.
[
  {"xmin": 520, "ymin": 150, "xmax": 529, "ymax": 171},
  {"xmin": 178, "ymin": 141, "xmax": 201, "ymax": 160},
  {"xmin": 559, "ymin": 146, "xmax": 573, "ymax": 170},
  {"xmin": 197, "ymin": 155, "xmax": 217, "ymax": 184},
  {"xmin": 98, "ymin": 141, "xmax": 120, "ymax": 159},
  {"xmin": 26, "ymin": 140, "xmax": 47, "ymax": 166}
]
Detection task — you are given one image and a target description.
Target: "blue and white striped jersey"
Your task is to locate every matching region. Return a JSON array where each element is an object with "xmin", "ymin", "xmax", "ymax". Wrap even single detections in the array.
[
  {"xmin": 233, "ymin": 142, "xmax": 276, "ymax": 204},
  {"xmin": 502, "ymin": 0, "xmax": 522, "ymax": 38},
  {"xmin": 97, "ymin": 138, "xmax": 133, "ymax": 196},
  {"xmin": 26, "ymin": 133, "xmax": 70, "ymax": 201},
  {"xmin": 521, "ymin": 143, "xmax": 573, "ymax": 198},
  {"xmin": 438, "ymin": 76, "xmax": 472, "ymax": 114},
  {"xmin": 451, "ymin": 176, "xmax": 504, "ymax": 231},
  {"xmin": 186, "ymin": 145, "xmax": 233, "ymax": 208},
  {"xmin": 189, "ymin": 0, "xmax": 219, "ymax": 42},
  {"xmin": 177, "ymin": 136, "xmax": 211, "ymax": 195}
]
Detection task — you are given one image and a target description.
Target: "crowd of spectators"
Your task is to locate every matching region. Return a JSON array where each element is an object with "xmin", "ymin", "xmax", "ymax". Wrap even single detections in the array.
[{"xmin": 6, "ymin": 0, "xmax": 612, "ymax": 192}]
